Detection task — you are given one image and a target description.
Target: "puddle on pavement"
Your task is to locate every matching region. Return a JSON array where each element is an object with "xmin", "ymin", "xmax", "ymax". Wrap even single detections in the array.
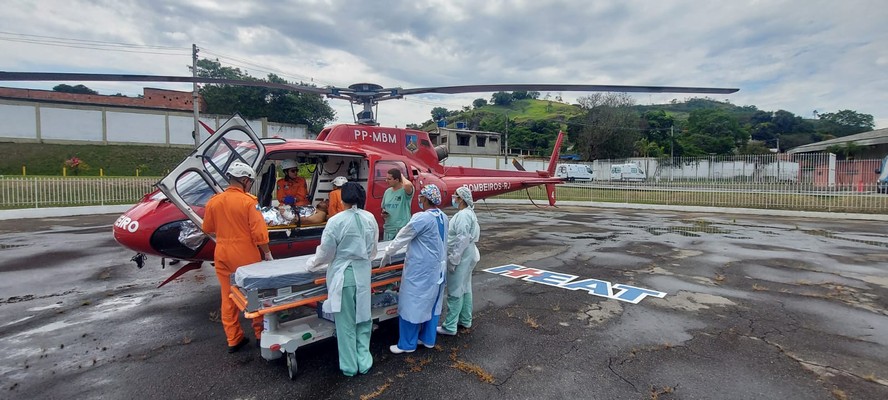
[
  {"xmin": 803, "ymin": 229, "xmax": 888, "ymax": 249},
  {"xmin": 27, "ymin": 303, "xmax": 64, "ymax": 312},
  {"xmin": 1, "ymin": 315, "xmax": 35, "ymax": 328},
  {"xmin": 12, "ymin": 320, "xmax": 75, "ymax": 337}
]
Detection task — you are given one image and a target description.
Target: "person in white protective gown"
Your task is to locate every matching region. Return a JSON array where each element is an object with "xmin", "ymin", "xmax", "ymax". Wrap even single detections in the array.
[
  {"xmin": 378, "ymin": 184, "xmax": 448, "ymax": 354},
  {"xmin": 437, "ymin": 186, "xmax": 481, "ymax": 336},
  {"xmin": 306, "ymin": 182, "xmax": 379, "ymax": 376}
]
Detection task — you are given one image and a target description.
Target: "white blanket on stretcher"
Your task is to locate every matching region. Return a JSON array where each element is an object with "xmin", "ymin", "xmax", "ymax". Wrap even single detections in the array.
[{"xmin": 233, "ymin": 240, "xmax": 406, "ymax": 291}]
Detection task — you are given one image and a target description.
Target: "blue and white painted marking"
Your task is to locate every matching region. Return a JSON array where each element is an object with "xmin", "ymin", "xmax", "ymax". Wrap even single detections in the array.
[{"xmin": 483, "ymin": 264, "xmax": 666, "ymax": 304}]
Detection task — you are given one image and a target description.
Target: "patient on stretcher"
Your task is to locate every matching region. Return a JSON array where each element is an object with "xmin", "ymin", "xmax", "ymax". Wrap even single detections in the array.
[{"xmin": 262, "ymin": 200, "xmax": 330, "ymax": 227}]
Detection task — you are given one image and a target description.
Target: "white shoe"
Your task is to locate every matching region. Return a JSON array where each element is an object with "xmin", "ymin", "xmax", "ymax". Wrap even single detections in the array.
[
  {"xmin": 416, "ymin": 340, "xmax": 435, "ymax": 349},
  {"xmin": 389, "ymin": 345, "xmax": 414, "ymax": 354},
  {"xmin": 436, "ymin": 326, "xmax": 456, "ymax": 336}
]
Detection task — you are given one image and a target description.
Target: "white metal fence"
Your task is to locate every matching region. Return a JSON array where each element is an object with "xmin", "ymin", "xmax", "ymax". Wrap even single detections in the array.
[
  {"xmin": 2, "ymin": 153, "xmax": 886, "ymax": 214},
  {"xmin": 0, "ymin": 176, "xmax": 158, "ymax": 209},
  {"xmin": 502, "ymin": 153, "xmax": 888, "ymax": 214}
]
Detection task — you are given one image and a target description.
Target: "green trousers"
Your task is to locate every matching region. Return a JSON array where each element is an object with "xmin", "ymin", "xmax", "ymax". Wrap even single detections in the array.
[
  {"xmin": 335, "ymin": 267, "xmax": 373, "ymax": 376},
  {"xmin": 441, "ymin": 291, "xmax": 473, "ymax": 333}
]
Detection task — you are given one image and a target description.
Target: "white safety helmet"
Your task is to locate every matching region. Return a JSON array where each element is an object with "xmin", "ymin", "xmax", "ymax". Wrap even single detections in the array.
[
  {"xmin": 227, "ymin": 162, "xmax": 256, "ymax": 180},
  {"xmin": 332, "ymin": 176, "xmax": 348, "ymax": 187},
  {"xmin": 281, "ymin": 159, "xmax": 299, "ymax": 171}
]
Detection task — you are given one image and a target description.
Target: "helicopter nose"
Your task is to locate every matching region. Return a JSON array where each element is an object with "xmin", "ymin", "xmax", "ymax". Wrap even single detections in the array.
[{"xmin": 112, "ymin": 198, "xmax": 163, "ymax": 255}]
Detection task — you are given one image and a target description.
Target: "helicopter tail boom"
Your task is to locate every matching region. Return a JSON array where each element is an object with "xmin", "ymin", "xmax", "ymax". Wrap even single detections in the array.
[{"xmin": 545, "ymin": 131, "xmax": 565, "ymax": 177}]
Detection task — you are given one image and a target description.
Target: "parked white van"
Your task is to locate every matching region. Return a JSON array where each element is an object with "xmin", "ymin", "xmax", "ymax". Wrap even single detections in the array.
[
  {"xmin": 556, "ymin": 163, "xmax": 594, "ymax": 182},
  {"xmin": 610, "ymin": 163, "xmax": 646, "ymax": 181}
]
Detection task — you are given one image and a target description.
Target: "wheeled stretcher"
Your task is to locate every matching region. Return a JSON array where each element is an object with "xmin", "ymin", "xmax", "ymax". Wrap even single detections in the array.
[{"xmin": 230, "ymin": 241, "xmax": 406, "ymax": 379}]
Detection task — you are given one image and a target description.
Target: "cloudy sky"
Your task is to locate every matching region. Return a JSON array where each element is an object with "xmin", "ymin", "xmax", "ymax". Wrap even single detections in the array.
[{"xmin": 2, "ymin": 0, "xmax": 886, "ymax": 130}]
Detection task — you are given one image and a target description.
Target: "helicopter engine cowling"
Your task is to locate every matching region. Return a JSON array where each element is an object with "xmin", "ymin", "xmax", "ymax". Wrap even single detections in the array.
[{"xmin": 434, "ymin": 145, "xmax": 449, "ymax": 162}]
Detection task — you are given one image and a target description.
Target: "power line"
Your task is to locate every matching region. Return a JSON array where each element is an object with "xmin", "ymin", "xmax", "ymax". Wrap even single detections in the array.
[
  {"xmin": 0, "ymin": 31, "xmax": 189, "ymax": 55},
  {"xmin": 0, "ymin": 31, "xmax": 185, "ymax": 49},
  {"xmin": 201, "ymin": 47, "xmax": 329, "ymax": 86},
  {"xmin": 0, "ymin": 38, "xmax": 189, "ymax": 56}
]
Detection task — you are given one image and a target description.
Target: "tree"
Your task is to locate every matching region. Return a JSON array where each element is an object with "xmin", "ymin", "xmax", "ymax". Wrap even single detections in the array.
[
  {"xmin": 53, "ymin": 84, "xmax": 98, "ymax": 95},
  {"xmin": 817, "ymin": 109, "xmax": 875, "ymax": 137},
  {"xmin": 527, "ymin": 91, "xmax": 541, "ymax": 100},
  {"xmin": 682, "ymin": 109, "xmax": 747, "ymax": 155},
  {"xmin": 192, "ymin": 58, "xmax": 335, "ymax": 133},
  {"xmin": 472, "ymin": 98, "xmax": 488, "ymax": 109},
  {"xmin": 826, "ymin": 141, "xmax": 863, "ymax": 160},
  {"xmin": 491, "ymin": 91, "xmax": 513, "ymax": 106},
  {"xmin": 565, "ymin": 93, "xmax": 640, "ymax": 160},
  {"xmin": 634, "ymin": 138, "xmax": 663, "ymax": 157},
  {"xmin": 511, "ymin": 91, "xmax": 528, "ymax": 100},
  {"xmin": 641, "ymin": 109, "xmax": 675, "ymax": 146},
  {"xmin": 430, "ymin": 107, "xmax": 449, "ymax": 121}
]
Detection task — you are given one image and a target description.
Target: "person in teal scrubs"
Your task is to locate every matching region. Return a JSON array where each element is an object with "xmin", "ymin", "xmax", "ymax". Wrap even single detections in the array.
[
  {"xmin": 438, "ymin": 186, "xmax": 481, "ymax": 336},
  {"xmin": 378, "ymin": 184, "xmax": 448, "ymax": 353},
  {"xmin": 306, "ymin": 182, "xmax": 378, "ymax": 376},
  {"xmin": 381, "ymin": 168, "xmax": 414, "ymax": 240}
]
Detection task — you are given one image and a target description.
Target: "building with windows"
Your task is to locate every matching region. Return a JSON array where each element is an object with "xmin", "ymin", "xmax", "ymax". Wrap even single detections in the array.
[{"xmin": 431, "ymin": 126, "xmax": 502, "ymax": 156}]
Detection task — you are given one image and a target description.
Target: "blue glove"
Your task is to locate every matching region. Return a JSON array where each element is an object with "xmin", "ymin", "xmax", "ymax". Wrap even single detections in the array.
[{"xmin": 283, "ymin": 195, "xmax": 296, "ymax": 205}]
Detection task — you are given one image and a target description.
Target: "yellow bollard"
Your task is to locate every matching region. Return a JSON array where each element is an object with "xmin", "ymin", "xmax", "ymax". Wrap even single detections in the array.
[
  {"xmin": 136, "ymin": 169, "xmax": 140, "ymax": 177},
  {"xmin": 100, "ymin": 168, "xmax": 104, "ymax": 177},
  {"xmin": 22, "ymin": 165, "xmax": 26, "ymax": 176},
  {"xmin": 63, "ymin": 167, "xmax": 67, "ymax": 177}
]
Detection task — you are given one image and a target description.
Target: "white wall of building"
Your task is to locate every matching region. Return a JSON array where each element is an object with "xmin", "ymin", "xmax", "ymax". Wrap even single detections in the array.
[
  {"xmin": 106, "ymin": 111, "xmax": 167, "ymax": 144},
  {"xmin": 0, "ymin": 103, "xmax": 36, "ymax": 139},
  {"xmin": 40, "ymin": 107, "xmax": 103, "ymax": 141},
  {"xmin": 0, "ymin": 100, "xmax": 308, "ymax": 146}
]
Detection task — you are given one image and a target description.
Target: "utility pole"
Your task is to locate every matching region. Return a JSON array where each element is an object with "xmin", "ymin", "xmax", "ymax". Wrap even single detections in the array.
[
  {"xmin": 503, "ymin": 115, "xmax": 509, "ymax": 164},
  {"xmin": 192, "ymin": 43, "xmax": 200, "ymax": 148},
  {"xmin": 670, "ymin": 125, "xmax": 674, "ymax": 182}
]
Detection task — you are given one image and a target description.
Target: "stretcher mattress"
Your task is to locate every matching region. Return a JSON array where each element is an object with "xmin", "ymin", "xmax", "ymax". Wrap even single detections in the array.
[{"xmin": 233, "ymin": 240, "xmax": 406, "ymax": 291}]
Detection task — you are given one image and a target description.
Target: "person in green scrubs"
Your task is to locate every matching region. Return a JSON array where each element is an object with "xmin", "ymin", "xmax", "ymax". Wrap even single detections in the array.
[
  {"xmin": 381, "ymin": 168, "xmax": 414, "ymax": 240},
  {"xmin": 306, "ymin": 183, "xmax": 378, "ymax": 376}
]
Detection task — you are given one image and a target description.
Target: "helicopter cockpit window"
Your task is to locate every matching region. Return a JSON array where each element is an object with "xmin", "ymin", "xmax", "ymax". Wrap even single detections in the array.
[
  {"xmin": 201, "ymin": 131, "xmax": 260, "ymax": 188},
  {"xmin": 174, "ymin": 170, "xmax": 216, "ymax": 207},
  {"xmin": 168, "ymin": 143, "xmax": 259, "ymax": 208},
  {"xmin": 372, "ymin": 160, "xmax": 407, "ymax": 199}
]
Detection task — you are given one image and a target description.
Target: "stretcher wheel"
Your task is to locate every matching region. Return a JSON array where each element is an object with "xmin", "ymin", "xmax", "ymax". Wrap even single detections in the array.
[{"xmin": 286, "ymin": 352, "xmax": 298, "ymax": 380}]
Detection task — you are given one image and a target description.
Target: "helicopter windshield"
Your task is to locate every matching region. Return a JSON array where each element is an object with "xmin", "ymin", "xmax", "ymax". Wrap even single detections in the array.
[{"xmin": 174, "ymin": 138, "xmax": 260, "ymax": 207}]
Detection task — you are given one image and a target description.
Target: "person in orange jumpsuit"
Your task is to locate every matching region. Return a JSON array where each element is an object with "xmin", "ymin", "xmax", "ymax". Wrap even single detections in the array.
[
  {"xmin": 276, "ymin": 159, "xmax": 309, "ymax": 207},
  {"xmin": 202, "ymin": 161, "xmax": 273, "ymax": 353},
  {"xmin": 327, "ymin": 176, "xmax": 348, "ymax": 218}
]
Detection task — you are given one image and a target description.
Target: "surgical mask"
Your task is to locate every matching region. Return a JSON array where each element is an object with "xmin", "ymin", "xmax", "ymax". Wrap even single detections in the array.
[
  {"xmin": 418, "ymin": 200, "xmax": 425, "ymax": 210},
  {"xmin": 451, "ymin": 196, "xmax": 459, "ymax": 208}
]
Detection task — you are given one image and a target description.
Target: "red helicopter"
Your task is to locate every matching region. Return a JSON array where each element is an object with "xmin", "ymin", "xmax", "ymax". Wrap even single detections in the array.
[{"xmin": 0, "ymin": 72, "xmax": 738, "ymax": 285}]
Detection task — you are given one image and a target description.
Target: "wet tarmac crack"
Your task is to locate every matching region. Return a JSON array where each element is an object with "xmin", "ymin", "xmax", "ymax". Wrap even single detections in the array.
[
  {"xmin": 607, "ymin": 356, "xmax": 638, "ymax": 392},
  {"xmin": 1, "ymin": 289, "xmax": 79, "ymax": 304}
]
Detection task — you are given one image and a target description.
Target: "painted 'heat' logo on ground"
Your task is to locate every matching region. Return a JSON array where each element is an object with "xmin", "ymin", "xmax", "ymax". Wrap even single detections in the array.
[{"xmin": 483, "ymin": 264, "xmax": 666, "ymax": 304}]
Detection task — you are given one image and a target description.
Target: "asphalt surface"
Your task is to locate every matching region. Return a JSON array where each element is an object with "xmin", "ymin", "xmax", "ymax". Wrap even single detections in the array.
[{"xmin": 1, "ymin": 206, "xmax": 887, "ymax": 400}]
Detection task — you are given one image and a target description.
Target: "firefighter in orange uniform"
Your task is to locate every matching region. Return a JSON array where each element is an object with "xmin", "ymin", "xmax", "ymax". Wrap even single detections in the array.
[
  {"xmin": 276, "ymin": 159, "xmax": 310, "ymax": 207},
  {"xmin": 202, "ymin": 161, "xmax": 273, "ymax": 353},
  {"xmin": 327, "ymin": 176, "xmax": 348, "ymax": 218}
]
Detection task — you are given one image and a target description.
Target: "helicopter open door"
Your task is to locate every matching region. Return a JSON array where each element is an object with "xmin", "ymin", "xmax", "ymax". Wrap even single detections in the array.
[{"xmin": 156, "ymin": 115, "xmax": 266, "ymax": 229}]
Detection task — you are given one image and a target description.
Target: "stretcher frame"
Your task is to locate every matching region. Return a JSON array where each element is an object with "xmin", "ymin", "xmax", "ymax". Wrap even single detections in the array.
[{"xmin": 229, "ymin": 262, "xmax": 404, "ymax": 380}]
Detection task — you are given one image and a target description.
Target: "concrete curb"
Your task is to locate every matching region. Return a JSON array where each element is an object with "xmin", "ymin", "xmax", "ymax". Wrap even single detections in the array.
[
  {"xmin": 0, "ymin": 205, "xmax": 132, "ymax": 221},
  {"xmin": 1, "ymin": 201, "xmax": 886, "ymax": 222}
]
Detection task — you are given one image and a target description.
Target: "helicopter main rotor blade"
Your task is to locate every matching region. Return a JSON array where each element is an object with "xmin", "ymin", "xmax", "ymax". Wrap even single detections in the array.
[
  {"xmin": 0, "ymin": 71, "xmax": 331, "ymax": 95},
  {"xmin": 398, "ymin": 83, "xmax": 739, "ymax": 96}
]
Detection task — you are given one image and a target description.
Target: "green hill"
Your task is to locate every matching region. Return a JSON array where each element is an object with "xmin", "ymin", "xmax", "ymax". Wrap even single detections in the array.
[{"xmin": 0, "ymin": 142, "xmax": 192, "ymax": 177}]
